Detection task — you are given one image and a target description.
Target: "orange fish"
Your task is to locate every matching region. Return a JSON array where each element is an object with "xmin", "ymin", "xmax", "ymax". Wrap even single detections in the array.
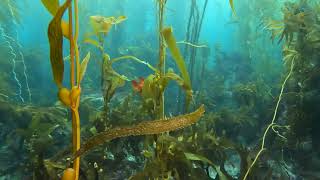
[{"xmin": 132, "ymin": 77, "xmax": 144, "ymax": 93}]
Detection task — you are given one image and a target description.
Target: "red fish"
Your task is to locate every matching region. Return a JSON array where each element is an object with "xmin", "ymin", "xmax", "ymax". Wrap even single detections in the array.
[{"xmin": 132, "ymin": 77, "xmax": 144, "ymax": 93}]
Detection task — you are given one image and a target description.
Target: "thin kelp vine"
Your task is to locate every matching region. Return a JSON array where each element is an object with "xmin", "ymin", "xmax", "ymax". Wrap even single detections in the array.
[{"xmin": 243, "ymin": 54, "xmax": 296, "ymax": 179}]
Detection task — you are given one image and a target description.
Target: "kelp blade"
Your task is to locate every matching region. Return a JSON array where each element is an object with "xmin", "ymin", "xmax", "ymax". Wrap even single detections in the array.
[
  {"xmin": 47, "ymin": 0, "xmax": 71, "ymax": 87},
  {"xmin": 90, "ymin": 15, "xmax": 113, "ymax": 34},
  {"xmin": 41, "ymin": 0, "xmax": 69, "ymax": 39},
  {"xmin": 161, "ymin": 27, "xmax": 192, "ymax": 105},
  {"xmin": 41, "ymin": 0, "xmax": 59, "ymax": 15},
  {"xmin": 79, "ymin": 52, "xmax": 91, "ymax": 83},
  {"xmin": 229, "ymin": 0, "xmax": 236, "ymax": 15},
  {"xmin": 74, "ymin": 105, "xmax": 205, "ymax": 158}
]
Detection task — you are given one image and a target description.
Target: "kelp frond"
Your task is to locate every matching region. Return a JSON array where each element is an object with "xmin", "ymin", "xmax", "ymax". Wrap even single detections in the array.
[
  {"xmin": 74, "ymin": 105, "xmax": 205, "ymax": 158},
  {"xmin": 229, "ymin": 0, "xmax": 236, "ymax": 16},
  {"xmin": 41, "ymin": 0, "xmax": 69, "ymax": 38},
  {"xmin": 161, "ymin": 27, "xmax": 192, "ymax": 106},
  {"xmin": 47, "ymin": 0, "xmax": 71, "ymax": 87}
]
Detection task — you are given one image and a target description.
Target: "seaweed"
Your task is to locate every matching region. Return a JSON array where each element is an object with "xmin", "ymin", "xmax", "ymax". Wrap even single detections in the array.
[
  {"xmin": 243, "ymin": 55, "xmax": 295, "ymax": 179},
  {"xmin": 41, "ymin": 0, "xmax": 69, "ymax": 38},
  {"xmin": 41, "ymin": 0, "xmax": 59, "ymax": 15},
  {"xmin": 79, "ymin": 52, "xmax": 91, "ymax": 83},
  {"xmin": 47, "ymin": 0, "xmax": 71, "ymax": 87},
  {"xmin": 43, "ymin": 0, "xmax": 88, "ymax": 178},
  {"xmin": 162, "ymin": 27, "xmax": 192, "ymax": 107},
  {"xmin": 229, "ymin": 0, "xmax": 236, "ymax": 15},
  {"xmin": 74, "ymin": 105, "xmax": 205, "ymax": 158}
]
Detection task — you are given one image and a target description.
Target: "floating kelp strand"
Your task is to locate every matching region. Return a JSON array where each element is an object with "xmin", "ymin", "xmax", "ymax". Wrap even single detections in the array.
[
  {"xmin": 74, "ymin": 105, "xmax": 205, "ymax": 158},
  {"xmin": 47, "ymin": 0, "xmax": 71, "ymax": 87},
  {"xmin": 177, "ymin": 41, "xmax": 208, "ymax": 48}
]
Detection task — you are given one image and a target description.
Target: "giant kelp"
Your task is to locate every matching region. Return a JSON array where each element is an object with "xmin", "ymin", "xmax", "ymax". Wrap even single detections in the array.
[{"xmin": 42, "ymin": 0, "xmax": 88, "ymax": 179}]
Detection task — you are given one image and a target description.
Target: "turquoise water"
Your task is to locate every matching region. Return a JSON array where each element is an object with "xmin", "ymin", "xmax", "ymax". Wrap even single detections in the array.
[{"xmin": 0, "ymin": 0, "xmax": 319, "ymax": 179}]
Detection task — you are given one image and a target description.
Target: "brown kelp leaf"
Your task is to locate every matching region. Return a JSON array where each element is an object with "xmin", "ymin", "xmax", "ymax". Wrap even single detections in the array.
[
  {"xmin": 74, "ymin": 105, "xmax": 205, "ymax": 158},
  {"xmin": 41, "ymin": 0, "xmax": 69, "ymax": 39},
  {"xmin": 79, "ymin": 52, "xmax": 91, "ymax": 83},
  {"xmin": 47, "ymin": 0, "xmax": 71, "ymax": 87},
  {"xmin": 161, "ymin": 27, "xmax": 192, "ymax": 106}
]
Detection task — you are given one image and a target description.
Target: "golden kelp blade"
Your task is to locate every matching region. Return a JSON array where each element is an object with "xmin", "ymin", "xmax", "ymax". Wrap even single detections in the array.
[
  {"xmin": 161, "ymin": 27, "xmax": 192, "ymax": 105},
  {"xmin": 90, "ymin": 15, "xmax": 113, "ymax": 34},
  {"xmin": 41, "ymin": 0, "xmax": 69, "ymax": 39},
  {"xmin": 229, "ymin": 0, "xmax": 236, "ymax": 15},
  {"xmin": 41, "ymin": 0, "xmax": 59, "ymax": 15},
  {"xmin": 74, "ymin": 105, "xmax": 205, "ymax": 158},
  {"xmin": 48, "ymin": 0, "xmax": 71, "ymax": 87},
  {"xmin": 79, "ymin": 52, "xmax": 91, "ymax": 83}
]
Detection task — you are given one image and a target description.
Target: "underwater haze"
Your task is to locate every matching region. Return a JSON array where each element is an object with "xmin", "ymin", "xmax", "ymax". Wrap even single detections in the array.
[{"xmin": 0, "ymin": 0, "xmax": 320, "ymax": 179}]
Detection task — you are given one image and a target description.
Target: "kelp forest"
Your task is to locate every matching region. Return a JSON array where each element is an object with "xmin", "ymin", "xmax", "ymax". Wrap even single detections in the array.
[{"xmin": 0, "ymin": 0, "xmax": 319, "ymax": 179}]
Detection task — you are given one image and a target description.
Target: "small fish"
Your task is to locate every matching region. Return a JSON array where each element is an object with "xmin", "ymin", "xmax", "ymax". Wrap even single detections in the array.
[{"xmin": 132, "ymin": 77, "xmax": 144, "ymax": 93}]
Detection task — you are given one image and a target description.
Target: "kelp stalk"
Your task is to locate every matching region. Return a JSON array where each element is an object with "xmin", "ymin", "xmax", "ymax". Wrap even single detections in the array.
[
  {"xmin": 243, "ymin": 57, "xmax": 295, "ymax": 180},
  {"xmin": 157, "ymin": 0, "xmax": 167, "ymax": 119},
  {"xmin": 68, "ymin": 4, "xmax": 75, "ymax": 86},
  {"xmin": 67, "ymin": 4, "xmax": 80, "ymax": 179},
  {"xmin": 71, "ymin": 0, "xmax": 80, "ymax": 179}
]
